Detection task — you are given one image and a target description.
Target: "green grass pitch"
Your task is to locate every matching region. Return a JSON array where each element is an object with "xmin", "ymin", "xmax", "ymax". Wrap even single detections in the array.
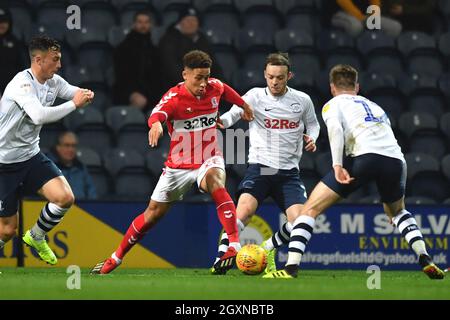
[{"xmin": 0, "ymin": 267, "xmax": 449, "ymax": 300}]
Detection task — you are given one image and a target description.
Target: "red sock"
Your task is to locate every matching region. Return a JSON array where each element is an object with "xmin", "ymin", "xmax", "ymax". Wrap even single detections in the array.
[
  {"xmin": 211, "ymin": 188, "xmax": 239, "ymax": 243},
  {"xmin": 115, "ymin": 213, "xmax": 151, "ymax": 260}
]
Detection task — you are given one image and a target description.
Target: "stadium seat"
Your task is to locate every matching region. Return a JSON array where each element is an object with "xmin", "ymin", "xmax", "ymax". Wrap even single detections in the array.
[
  {"xmin": 108, "ymin": 26, "xmax": 130, "ymax": 48},
  {"xmin": 65, "ymin": 27, "xmax": 108, "ymax": 49},
  {"xmin": 404, "ymin": 197, "xmax": 437, "ymax": 205},
  {"xmin": 111, "ymin": 0, "xmax": 149, "ymax": 10},
  {"xmin": 318, "ymin": 29, "xmax": 354, "ymax": 53},
  {"xmin": 404, "ymin": 153, "xmax": 440, "ymax": 180},
  {"xmin": 8, "ymin": 2, "xmax": 33, "ymax": 40},
  {"xmin": 438, "ymin": 0, "xmax": 450, "ymax": 19},
  {"xmin": 408, "ymin": 132, "xmax": 447, "ymax": 160},
  {"xmin": 438, "ymin": 32, "xmax": 450, "ymax": 57},
  {"xmin": 407, "ymin": 55, "xmax": 444, "ymax": 78},
  {"xmin": 78, "ymin": 42, "xmax": 113, "ymax": 72},
  {"xmin": 114, "ymin": 173, "xmax": 155, "ymax": 200},
  {"xmin": 193, "ymin": 0, "xmax": 235, "ymax": 12},
  {"xmin": 204, "ymin": 28, "xmax": 234, "ymax": 53},
  {"xmin": 397, "ymin": 31, "xmax": 436, "ymax": 57},
  {"xmin": 409, "ymin": 171, "xmax": 450, "ymax": 202},
  {"xmin": 215, "ymin": 51, "xmax": 239, "ymax": 83},
  {"xmin": 63, "ymin": 108, "xmax": 113, "ymax": 153},
  {"xmin": 325, "ymin": 52, "xmax": 362, "ymax": 73},
  {"xmin": 234, "ymin": 27, "xmax": 276, "ymax": 54},
  {"xmin": 398, "ymin": 112, "xmax": 438, "ymax": 138},
  {"xmin": 63, "ymin": 65, "xmax": 105, "ymax": 87},
  {"xmin": 359, "ymin": 72, "xmax": 397, "ymax": 95},
  {"xmin": 242, "ymin": 52, "xmax": 271, "ymax": 70},
  {"xmin": 202, "ymin": 12, "xmax": 240, "ymax": 35},
  {"xmin": 76, "ymin": 147, "xmax": 102, "ymax": 168},
  {"xmin": 244, "ymin": 11, "xmax": 281, "ymax": 33},
  {"xmin": 103, "ymin": 148, "xmax": 146, "ymax": 177},
  {"xmin": 145, "ymin": 148, "xmax": 168, "ymax": 178},
  {"xmin": 152, "ymin": 0, "xmax": 191, "ymax": 12},
  {"xmin": 356, "ymin": 30, "xmax": 397, "ymax": 56},
  {"xmin": 408, "ymin": 94, "xmax": 446, "ymax": 119},
  {"xmin": 234, "ymin": 0, "xmax": 274, "ymax": 14},
  {"xmin": 367, "ymin": 55, "xmax": 404, "ymax": 81},
  {"xmin": 81, "ymin": 2, "xmax": 117, "ymax": 34},
  {"xmin": 285, "ymin": 13, "xmax": 315, "ymax": 34},
  {"xmin": 274, "ymin": 29, "xmax": 314, "ymax": 53},
  {"xmin": 274, "ymin": 0, "xmax": 316, "ymax": 15},
  {"xmin": 232, "ymin": 68, "xmax": 265, "ymax": 93},
  {"xmin": 29, "ymin": 23, "xmax": 65, "ymax": 43},
  {"xmin": 439, "ymin": 113, "xmax": 450, "ymax": 140},
  {"xmin": 105, "ymin": 106, "xmax": 149, "ymax": 155},
  {"xmin": 398, "ymin": 73, "xmax": 439, "ymax": 96},
  {"xmin": 438, "ymin": 73, "xmax": 450, "ymax": 99},
  {"xmin": 36, "ymin": 1, "xmax": 68, "ymax": 28},
  {"xmin": 441, "ymin": 154, "xmax": 450, "ymax": 181}
]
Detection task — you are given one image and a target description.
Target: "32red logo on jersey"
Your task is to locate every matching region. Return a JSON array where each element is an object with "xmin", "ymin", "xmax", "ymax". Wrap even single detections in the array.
[{"xmin": 264, "ymin": 118, "xmax": 300, "ymax": 129}]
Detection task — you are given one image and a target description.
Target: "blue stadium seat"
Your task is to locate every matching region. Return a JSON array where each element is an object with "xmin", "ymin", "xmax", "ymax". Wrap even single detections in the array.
[
  {"xmin": 86, "ymin": 85, "xmax": 111, "ymax": 112},
  {"xmin": 36, "ymin": 1, "xmax": 68, "ymax": 28},
  {"xmin": 111, "ymin": 0, "xmax": 149, "ymax": 10},
  {"xmin": 235, "ymin": 27, "xmax": 276, "ymax": 54},
  {"xmin": 405, "ymin": 153, "xmax": 440, "ymax": 180},
  {"xmin": 108, "ymin": 26, "xmax": 130, "ymax": 48},
  {"xmin": 105, "ymin": 106, "xmax": 148, "ymax": 155},
  {"xmin": 114, "ymin": 173, "xmax": 156, "ymax": 200},
  {"xmin": 81, "ymin": 2, "xmax": 117, "ymax": 34},
  {"xmin": 440, "ymin": 113, "xmax": 450, "ymax": 140},
  {"xmin": 29, "ymin": 23, "xmax": 65, "ymax": 43},
  {"xmin": 398, "ymin": 111, "xmax": 438, "ymax": 138},
  {"xmin": 398, "ymin": 73, "xmax": 439, "ymax": 96},
  {"xmin": 360, "ymin": 72, "xmax": 397, "ymax": 95},
  {"xmin": 204, "ymin": 28, "xmax": 234, "ymax": 50},
  {"xmin": 65, "ymin": 27, "xmax": 108, "ymax": 49},
  {"xmin": 76, "ymin": 147, "xmax": 102, "ymax": 169},
  {"xmin": 274, "ymin": 29, "xmax": 314, "ymax": 53}
]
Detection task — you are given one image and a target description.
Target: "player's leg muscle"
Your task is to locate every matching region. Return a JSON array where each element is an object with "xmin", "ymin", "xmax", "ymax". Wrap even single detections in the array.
[
  {"xmin": 200, "ymin": 167, "xmax": 226, "ymax": 193},
  {"xmin": 143, "ymin": 200, "xmax": 171, "ymax": 227},
  {"xmin": 301, "ymin": 182, "xmax": 341, "ymax": 218},
  {"xmin": 236, "ymin": 193, "xmax": 258, "ymax": 225},
  {"xmin": 38, "ymin": 176, "xmax": 74, "ymax": 208},
  {"xmin": 0, "ymin": 215, "xmax": 18, "ymax": 241}
]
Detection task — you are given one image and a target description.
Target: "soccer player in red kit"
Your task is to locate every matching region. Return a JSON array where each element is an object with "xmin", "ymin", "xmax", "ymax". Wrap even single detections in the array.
[{"xmin": 91, "ymin": 50, "xmax": 254, "ymax": 274}]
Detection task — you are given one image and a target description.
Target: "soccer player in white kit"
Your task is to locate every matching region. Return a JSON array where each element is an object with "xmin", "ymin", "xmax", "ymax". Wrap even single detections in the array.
[
  {"xmin": 211, "ymin": 53, "xmax": 320, "ymax": 274},
  {"xmin": 0, "ymin": 36, "xmax": 94, "ymax": 265},
  {"xmin": 264, "ymin": 64, "xmax": 445, "ymax": 279}
]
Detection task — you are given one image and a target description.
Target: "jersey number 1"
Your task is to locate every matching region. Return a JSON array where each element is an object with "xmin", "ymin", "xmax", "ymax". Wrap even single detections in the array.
[{"xmin": 355, "ymin": 100, "xmax": 381, "ymax": 123}]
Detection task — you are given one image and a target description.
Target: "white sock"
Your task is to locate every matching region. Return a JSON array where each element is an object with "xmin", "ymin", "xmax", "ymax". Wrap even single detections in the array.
[
  {"xmin": 287, "ymin": 215, "xmax": 315, "ymax": 266},
  {"xmin": 229, "ymin": 241, "xmax": 241, "ymax": 251},
  {"xmin": 111, "ymin": 252, "xmax": 122, "ymax": 264},
  {"xmin": 392, "ymin": 209, "xmax": 428, "ymax": 257},
  {"xmin": 30, "ymin": 203, "xmax": 69, "ymax": 241},
  {"xmin": 237, "ymin": 219, "xmax": 245, "ymax": 233}
]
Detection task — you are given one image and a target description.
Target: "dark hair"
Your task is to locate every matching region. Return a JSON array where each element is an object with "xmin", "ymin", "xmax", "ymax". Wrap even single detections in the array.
[
  {"xmin": 183, "ymin": 50, "xmax": 212, "ymax": 69},
  {"xmin": 329, "ymin": 64, "xmax": 358, "ymax": 89},
  {"xmin": 28, "ymin": 35, "xmax": 60, "ymax": 59},
  {"xmin": 265, "ymin": 52, "xmax": 290, "ymax": 71}
]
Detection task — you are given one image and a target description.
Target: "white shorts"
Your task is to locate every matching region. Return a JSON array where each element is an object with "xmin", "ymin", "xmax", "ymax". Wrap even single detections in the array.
[{"xmin": 151, "ymin": 156, "xmax": 225, "ymax": 203}]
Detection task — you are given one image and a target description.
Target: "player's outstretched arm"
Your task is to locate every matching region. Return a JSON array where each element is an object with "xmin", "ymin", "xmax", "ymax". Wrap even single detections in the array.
[
  {"xmin": 148, "ymin": 121, "xmax": 163, "ymax": 147},
  {"xmin": 241, "ymin": 102, "xmax": 254, "ymax": 121}
]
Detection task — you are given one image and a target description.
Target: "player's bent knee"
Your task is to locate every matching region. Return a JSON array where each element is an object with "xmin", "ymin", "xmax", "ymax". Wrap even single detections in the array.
[
  {"xmin": 53, "ymin": 191, "xmax": 75, "ymax": 208},
  {"xmin": 0, "ymin": 225, "xmax": 17, "ymax": 241}
]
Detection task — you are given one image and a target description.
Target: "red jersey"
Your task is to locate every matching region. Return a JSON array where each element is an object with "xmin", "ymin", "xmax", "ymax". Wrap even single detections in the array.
[{"xmin": 148, "ymin": 78, "xmax": 245, "ymax": 169}]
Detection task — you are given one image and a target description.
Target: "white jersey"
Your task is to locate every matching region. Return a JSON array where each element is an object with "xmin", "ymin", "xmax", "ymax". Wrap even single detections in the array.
[
  {"xmin": 0, "ymin": 69, "xmax": 78, "ymax": 163},
  {"xmin": 221, "ymin": 87, "xmax": 320, "ymax": 170},
  {"xmin": 322, "ymin": 94, "xmax": 404, "ymax": 162}
]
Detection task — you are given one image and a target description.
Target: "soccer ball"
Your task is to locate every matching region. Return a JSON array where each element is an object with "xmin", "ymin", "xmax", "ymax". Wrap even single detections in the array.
[{"xmin": 236, "ymin": 244, "xmax": 267, "ymax": 275}]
